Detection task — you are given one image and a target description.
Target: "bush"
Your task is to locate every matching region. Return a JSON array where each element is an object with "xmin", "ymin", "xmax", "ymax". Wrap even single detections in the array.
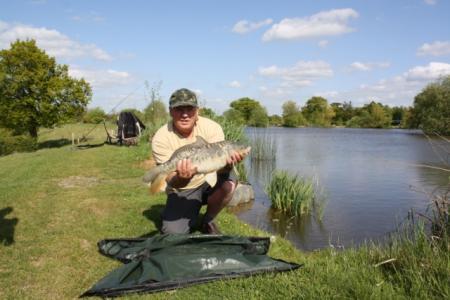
[
  {"xmin": 0, "ymin": 128, "xmax": 37, "ymax": 156},
  {"xmin": 83, "ymin": 107, "xmax": 106, "ymax": 124},
  {"xmin": 142, "ymin": 119, "xmax": 167, "ymax": 144}
]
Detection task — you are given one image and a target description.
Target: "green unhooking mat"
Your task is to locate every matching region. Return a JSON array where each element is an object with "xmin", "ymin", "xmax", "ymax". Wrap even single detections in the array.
[{"xmin": 81, "ymin": 234, "xmax": 301, "ymax": 297}]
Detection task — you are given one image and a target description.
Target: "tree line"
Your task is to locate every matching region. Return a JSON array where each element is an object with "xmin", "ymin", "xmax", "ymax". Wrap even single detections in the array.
[
  {"xmin": 1, "ymin": 39, "xmax": 449, "ymax": 152},
  {"xmin": 206, "ymin": 92, "xmax": 449, "ymax": 136},
  {"xmin": 219, "ymin": 97, "xmax": 408, "ymax": 129}
]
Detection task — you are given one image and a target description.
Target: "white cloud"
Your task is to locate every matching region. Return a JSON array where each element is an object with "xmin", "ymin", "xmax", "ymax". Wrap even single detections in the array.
[
  {"xmin": 424, "ymin": 0, "xmax": 437, "ymax": 5},
  {"xmin": 68, "ymin": 67, "xmax": 132, "ymax": 88},
  {"xmin": 193, "ymin": 89, "xmax": 203, "ymax": 97},
  {"xmin": 0, "ymin": 21, "xmax": 8, "ymax": 31},
  {"xmin": 417, "ymin": 41, "xmax": 450, "ymax": 56},
  {"xmin": 315, "ymin": 90, "xmax": 339, "ymax": 98},
  {"xmin": 403, "ymin": 62, "xmax": 450, "ymax": 80},
  {"xmin": 70, "ymin": 11, "xmax": 105, "ymax": 23},
  {"xmin": 318, "ymin": 40, "xmax": 329, "ymax": 48},
  {"xmin": 0, "ymin": 20, "xmax": 111, "ymax": 61},
  {"xmin": 349, "ymin": 61, "xmax": 390, "ymax": 71},
  {"xmin": 259, "ymin": 60, "xmax": 333, "ymax": 87},
  {"xmin": 229, "ymin": 80, "xmax": 241, "ymax": 88},
  {"xmin": 232, "ymin": 18, "xmax": 273, "ymax": 34},
  {"xmin": 324, "ymin": 62, "xmax": 450, "ymax": 107},
  {"xmin": 259, "ymin": 85, "xmax": 290, "ymax": 97},
  {"xmin": 262, "ymin": 8, "xmax": 358, "ymax": 42}
]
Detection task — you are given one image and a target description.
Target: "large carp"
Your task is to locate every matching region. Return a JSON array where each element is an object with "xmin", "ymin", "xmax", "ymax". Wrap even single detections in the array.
[{"xmin": 143, "ymin": 136, "xmax": 251, "ymax": 193}]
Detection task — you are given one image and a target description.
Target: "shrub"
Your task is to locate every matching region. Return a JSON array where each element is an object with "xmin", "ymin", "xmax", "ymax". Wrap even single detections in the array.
[
  {"xmin": 83, "ymin": 107, "xmax": 106, "ymax": 124},
  {"xmin": 0, "ymin": 128, "xmax": 37, "ymax": 156}
]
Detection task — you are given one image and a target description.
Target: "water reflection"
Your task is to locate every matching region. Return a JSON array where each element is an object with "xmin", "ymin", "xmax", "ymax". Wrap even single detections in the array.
[
  {"xmin": 234, "ymin": 128, "xmax": 449, "ymax": 251},
  {"xmin": 248, "ymin": 159, "xmax": 276, "ymax": 188},
  {"xmin": 268, "ymin": 209, "xmax": 327, "ymax": 245}
]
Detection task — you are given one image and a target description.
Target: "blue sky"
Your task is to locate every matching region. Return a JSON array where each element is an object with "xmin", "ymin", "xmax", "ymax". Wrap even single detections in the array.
[{"xmin": 1, "ymin": 0, "xmax": 450, "ymax": 115}]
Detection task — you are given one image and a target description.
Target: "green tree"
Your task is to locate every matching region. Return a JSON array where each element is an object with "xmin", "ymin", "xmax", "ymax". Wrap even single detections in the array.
[
  {"xmin": 230, "ymin": 97, "xmax": 261, "ymax": 123},
  {"xmin": 223, "ymin": 108, "xmax": 245, "ymax": 124},
  {"xmin": 401, "ymin": 107, "xmax": 414, "ymax": 129},
  {"xmin": 248, "ymin": 105, "xmax": 269, "ymax": 127},
  {"xmin": 391, "ymin": 106, "xmax": 409, "ymax": 127},
  {"xmin": 269, "ymin": 114, "xmax": 283, "ymax": 126},
  {"xmin": 199, "ymin": 107, "xmax": 216, "ymax": 119},
  {"xmin": 0, "ymin": 39, "xmax": 91, "ymax": 137},
  {"xmin": 227, "ymin": 97, "xmax": 269, "ymax": 127},
  {"xmin": 302, "ymin": 96, "xmax": 335, "ymax": 127},
  {"xmin": 282, "ymin": 101, "xmax": 305, "ymax": 127},
  {"xmin": 409, "ymin": 76, "xmax": 450, "ymax": 135},
  {"xmin": 83, "ymin": 107, "xmax": 106, "ymax": 124},
  {"xmin": 143, "ymin": 100, "xmax": 168, "ymax": 125},
  {"xmin": 143, "ymin": 81, "xmax": 168, "ymax": 126},
  {"xmin": 363, "ymin": 102, "xmax": 392, "ymax": 128},
  {"xmin": 347, "ymin": 102, "xmax": 392, "ymax": 128},
  {"xmin": 331, "ymin": 101, "xmax": 354, "ymax": 126}
]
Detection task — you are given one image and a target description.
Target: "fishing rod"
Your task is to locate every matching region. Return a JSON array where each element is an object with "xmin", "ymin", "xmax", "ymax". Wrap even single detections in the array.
[{"xmin": 79, "ymin": 83, "xmax": 145, "ymax": 142}]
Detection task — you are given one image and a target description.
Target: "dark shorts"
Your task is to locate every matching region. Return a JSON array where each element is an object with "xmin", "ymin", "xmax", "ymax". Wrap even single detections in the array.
[{"xmin": 161, "ymin": 172, "xmax": 235, "ymax": 234}]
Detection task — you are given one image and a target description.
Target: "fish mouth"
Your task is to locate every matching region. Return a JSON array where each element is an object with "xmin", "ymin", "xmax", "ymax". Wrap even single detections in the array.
[{"xmin": 241, "ymin": 146, "xmax": 251, "ymax": 156}]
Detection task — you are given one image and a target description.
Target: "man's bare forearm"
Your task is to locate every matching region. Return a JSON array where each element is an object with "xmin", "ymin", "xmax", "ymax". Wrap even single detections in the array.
[{"xmin": 166, "ymin": 172, "xmax": 191, "ymax": 189}]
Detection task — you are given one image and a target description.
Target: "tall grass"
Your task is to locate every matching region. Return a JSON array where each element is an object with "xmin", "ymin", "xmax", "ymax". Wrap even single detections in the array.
[
  {"xmin": 234, "ymin": 162, "xmax": 248, "ymax": 183},
  {"xmin": 217, "ymin": 119, "xmax": 248, "ymax": 182},
  {"xmin": 218, "ymin": 119, "xmax": 246, "ymax": 143},
  {"xmin": 248, "ymin": 130, "xmax": 276, "ymax": 162},
  {"xmin": 266, "ymin": 170, "xmax": 316, "ymax": 217},
  {"xmin": 415, "ymin": 132, "xmax": 449, "ymax": 238},
  {"xmin": 141, "ymin": 119, "xmax": 166, "ymax": 144}
]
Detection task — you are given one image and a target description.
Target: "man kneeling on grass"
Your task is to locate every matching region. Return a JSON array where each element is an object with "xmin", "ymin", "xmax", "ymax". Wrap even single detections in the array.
[{"xmin": 151, "ymin": 88, "xmax": 244, "ymax": 234}]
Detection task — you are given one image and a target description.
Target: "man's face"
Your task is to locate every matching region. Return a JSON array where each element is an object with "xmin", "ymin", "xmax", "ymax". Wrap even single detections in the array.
[{"xmin": 170, "ymin": 105, "xmax": 198, "ymax": 136}]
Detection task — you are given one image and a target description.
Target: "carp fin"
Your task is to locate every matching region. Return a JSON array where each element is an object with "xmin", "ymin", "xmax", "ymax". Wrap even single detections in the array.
[
  {"xmin": 149, "ymin": 173, "xmax": 167, "ymax": 194},
  {"xmin": 193, "ymin": 136, "xmax": 208, "ymax": 146},
  {"xmin": 143, "ymin": 166, "xmax": 161, "ymax": 183}
]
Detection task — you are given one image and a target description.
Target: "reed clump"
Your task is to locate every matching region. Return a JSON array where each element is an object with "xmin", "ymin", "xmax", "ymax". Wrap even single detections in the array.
[
  {"xmin": 219, "ymin": 120, "xmax": 246, "ymax": 143},
  {"xmin": 249, "ymin": 130, "xmax": 276, "ymax": 162},
  {"xmin": 217, "ymin": 119, "xmax": 248, "ymax": 182},
  {"xmin": 266, "ymin": 170, "xmax": 316, "ymax": 216}
]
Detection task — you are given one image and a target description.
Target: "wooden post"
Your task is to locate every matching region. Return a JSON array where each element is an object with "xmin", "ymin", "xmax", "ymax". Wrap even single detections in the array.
[{"xmin": 72, "ymin": 133, "xmax": 75, "ymax": 145}]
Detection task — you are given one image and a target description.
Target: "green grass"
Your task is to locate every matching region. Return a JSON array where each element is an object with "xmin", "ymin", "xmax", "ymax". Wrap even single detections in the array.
[
  {"xmin": 248, "ymin": 130, "xmax": 276, "ymax": 162},
  {"xmin": 216, "ymin": 119, "xmax": 248, "ymax": 182},
  {"xmin": 266, "ymin": 170, "xmax": 317, "ymax": 217},
  {"xmin": 0, "ymin": 123, "xmax": 448, "ymax": 299},
  {"xmin": 217, "ymin": 119, "xmax": 246, "ymax": 143}
]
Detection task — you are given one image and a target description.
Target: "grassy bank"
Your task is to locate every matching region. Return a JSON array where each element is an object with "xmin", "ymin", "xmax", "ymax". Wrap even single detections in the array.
[{"xmin": 0, "ymin": 124, "xmax": 448, "ymax": 299}]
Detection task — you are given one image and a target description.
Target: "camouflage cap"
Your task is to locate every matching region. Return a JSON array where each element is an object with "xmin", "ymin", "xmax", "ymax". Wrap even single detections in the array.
[{"xmin": 169, "ymin": 88, "xmax": 198, "ymax": 108}]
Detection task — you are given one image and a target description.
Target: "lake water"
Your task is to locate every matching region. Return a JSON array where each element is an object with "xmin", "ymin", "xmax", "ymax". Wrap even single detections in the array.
[{"xmin": 231, "ymin": 127, "xmax": 449, "ymax": 251}]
